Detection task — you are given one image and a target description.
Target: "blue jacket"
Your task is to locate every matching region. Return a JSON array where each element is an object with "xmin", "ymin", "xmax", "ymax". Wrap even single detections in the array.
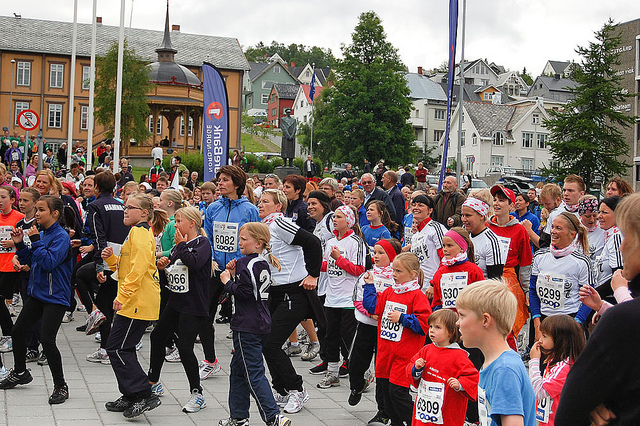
[
  {"xmin": 16, "ymin": 222, "xmax": 72, "ymax": 307},
  {"xmin": 204, "ymin": 196, "xmax": 260, "ymax": 269}
]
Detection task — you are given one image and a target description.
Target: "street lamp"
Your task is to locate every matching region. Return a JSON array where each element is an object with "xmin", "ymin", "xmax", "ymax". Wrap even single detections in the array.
[{"xmin": 8, "ymin": 59, "xmax": 15, "ymax": 133}]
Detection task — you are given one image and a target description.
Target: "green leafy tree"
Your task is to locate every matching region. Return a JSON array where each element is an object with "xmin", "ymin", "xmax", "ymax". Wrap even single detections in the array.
[
  {"xmin": 244, "ymin": 41, "xmax": 336, "ymax": 68},
  {"xmin": 543, "ymin": 20, "xmax": 636, "ymax": 190},
  {"xmin": 520, "ymin": 67, "xmax": 533, "ymax": 86},
  {"xmin": 313, "ymin": 11, "xmax": 415, "ymax": 167},
  {"xmin": 94, "ymin": 41, "xmax": 153, "ymax": 146}
]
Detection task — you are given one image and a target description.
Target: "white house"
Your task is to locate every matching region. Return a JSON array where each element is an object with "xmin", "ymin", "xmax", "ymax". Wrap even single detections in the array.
[
  {"xmin": 405, "ymin": 72, "xmax": 448, "ymax": 157},
  {"xmin": 291, "ymin": 84, "xmax": 325, "ymax": 126},
  {"xmin": 495, "ymin": 71, "xmax": 529, "ymax": 97},
  {"xmin": 453, "ymin": 59, "xmax": 500, "ymax": 86}
]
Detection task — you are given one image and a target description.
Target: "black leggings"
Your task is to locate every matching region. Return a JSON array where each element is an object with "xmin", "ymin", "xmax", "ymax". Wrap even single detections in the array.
[
  {"xmin": 377, "ymin": 378, "xmax": 413, "ymax": 426},
  {"xmin": 0, "ymin": 271, "xmax": 17, "ymax": 336},
  {"xmin": 148, "ymin": 305, "xmax": 206, "ymax": 392},
  {"xmin": 69, "ymin": 253, "xmax": 95, "ymax": 313},
  {"xmin": 12, "ymin": 297, "xmax": 67, "ymax": 386},
  {"xmin": 76, "ymin": 262, "xmax": 116, "ymax": 349},
  {"xmin": 200, "ymin": 274, "xmax": 223, "ymax": 363}
]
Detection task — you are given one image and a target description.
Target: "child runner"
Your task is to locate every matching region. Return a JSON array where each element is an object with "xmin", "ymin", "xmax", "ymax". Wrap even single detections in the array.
[
  {"xmin": 430, "ymin": 227, "xmax": 484, "ymax": 311},
  {"xmin": 528, "ymin": 315, "xmax": 585, "ymax": 426},
  {"xmin": 409, "ymin": 309, "xmax": 479, "ymax": 426},
  {"xmin": 361, "ymin": 200, "xmax": 394, "ymax": 250},
  {"xmin": 363, "ymin": 252, "xmax": 432, "ymax": 426},
  {"xmin": 198, "ymin": 181, "xmax": 217, "ymax": 215},
  {"xmin": 149, "ymin": 206, "xmax": 211, "ymax": 413},
  {"xmin": 218, "ymin": 222, "xmax": 291, "ymax": 426},
  {"xmin": 0, "ymin": 195, "xmax": 71, "ymax": 405},
  {"xmin": 103, "ymin": 194, "xmax": 162, "ymax": 418},
  {"xmin": 317, "ymin": 205, "xmax": 367, "ymax": 389},
  {"xmin": 456, "ymin": 280, "xmax": 536, "ymax": 426}
]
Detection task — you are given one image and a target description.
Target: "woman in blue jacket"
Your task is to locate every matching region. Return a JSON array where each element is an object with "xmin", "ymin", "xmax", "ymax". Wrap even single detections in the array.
[{"xmin": 0, "ymin": 195, "xmax": 73, "ymax": 405}]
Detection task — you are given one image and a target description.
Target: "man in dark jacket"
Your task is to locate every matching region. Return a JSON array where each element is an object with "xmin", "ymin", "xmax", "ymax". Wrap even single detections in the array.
[
  {"xmin": 303, "ymin": 155, "xmax": 317, "ymax": 179},
  {"xmin": 382, "ymin": 171, "xmax": 405, "ymax": 236},
  {"xmin": 363, "ymin": 158, "xmax": 372, "ymax": 175},
  {"xmin": 361, "ymin": 173, "xmax": 396, "ymax": 219},
  {"xmin": 283, "ymin": 175, "xmax": 316, "ymax": 232},
  {"xmin": 399, "ymin": 166, "xmax": 415, "ymax": 188},
  {"xmin": 432, "ymin": 175, "xmax": 466, "ymax": 228}
]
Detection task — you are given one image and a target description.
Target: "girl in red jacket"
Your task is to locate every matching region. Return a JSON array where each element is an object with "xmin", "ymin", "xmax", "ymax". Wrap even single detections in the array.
[
  {"xmin": 430, "ymin": 227, "xmax": 484, "ymax": 311},
  {"xmin": 363, "ymin": 252, "xmax": 432, "ymax": 426},
  {"xmin": 408, "ymin": 309, "xmax": 479, "ymax": 425}
]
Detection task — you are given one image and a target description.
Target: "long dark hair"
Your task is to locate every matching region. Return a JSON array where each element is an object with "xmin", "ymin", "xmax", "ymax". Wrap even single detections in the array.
[
  {"xmin": 539, "ymin": 314, "xmax": 585, "ymax": 367},
  {"xmin": 367, "ymin": 200, "xmax": 398, "ymax": 232}
]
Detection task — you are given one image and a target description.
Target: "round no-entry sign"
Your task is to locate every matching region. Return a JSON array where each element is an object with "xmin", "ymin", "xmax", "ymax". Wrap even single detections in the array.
[{"xmin": 17, "ymin": 110, "xmax": 40, "ymax": 132}]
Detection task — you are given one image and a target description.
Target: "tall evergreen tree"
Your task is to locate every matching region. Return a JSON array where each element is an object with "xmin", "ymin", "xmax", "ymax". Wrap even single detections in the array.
[
  {"xmin": 313, "ymin": 11, "xmax": 415, "ymax": 167},
  {"xmin": 543, "ymin": 20, "xmax": 636, "ymax": 189},
  {"xmin": 94, "ymin": 41, "xmax": 153, "ymax": 147}
]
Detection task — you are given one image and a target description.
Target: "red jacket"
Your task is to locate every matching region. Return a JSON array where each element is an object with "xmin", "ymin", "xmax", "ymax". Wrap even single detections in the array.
[
  {"xmin": 488, "ymin": 217, "xmax": 533, "ymax": 269},
  {"xmin": 430, "ymin": 261, "xmax": 485, "ymax": 310}
]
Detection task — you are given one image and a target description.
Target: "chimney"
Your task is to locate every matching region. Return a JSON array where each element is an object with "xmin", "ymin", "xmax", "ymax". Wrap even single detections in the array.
[
  {"xmin": 291, "ymin": 61, "xmax": 295, "ymax": 68},
  {"xmin": 96, "ymin": 16, "xmax": 102, "ymax": 25},
  {"xmin": 554, "ymin": 73, "xmax": 560, "ymax": 80},
  {"xmin": 418, "ymin": 66, "xmax": 423, "ymax": 75},
  {"xmin": 172, "ymin": 24, "xmax": 180, "ymax": 32}
]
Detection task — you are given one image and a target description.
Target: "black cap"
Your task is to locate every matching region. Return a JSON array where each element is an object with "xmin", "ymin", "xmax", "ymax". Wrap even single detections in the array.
[{"xmin": 307, "ymin": 190, "xmax": 331, "ymax": 205}]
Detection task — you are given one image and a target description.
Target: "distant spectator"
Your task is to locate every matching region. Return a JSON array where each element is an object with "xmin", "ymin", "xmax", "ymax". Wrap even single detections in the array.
[
  {"xmin": 382, "ymin": 170, "xmax": 405, "ymax": 235},
  {"xmin": 98, "ymin": 144, "xmax": 112, "ymax": 165},
  {"xmin": 400, "ymin": 166, "xmax": 415, "ymax": 188},
  {"xmin": 304, "ymin": 155, "xmax": 317, "ymax": 178},
  {"xmin": 415, "ymin": 162, "xmax": 428, "ymax": 190},
  {"xmin": 185, "ymin": 171, "xmax": 199, "ymax": 191},
  {"xmin": 151, "ymin": 142, "xmax": 163, "ymax": 162},
  {"xmin": 432, "ymin": 176, "xmax": 466, "ymax": 228},
  {"xmin": 363, "ymin": 158, "xmax": 372, "ymax": 175}
]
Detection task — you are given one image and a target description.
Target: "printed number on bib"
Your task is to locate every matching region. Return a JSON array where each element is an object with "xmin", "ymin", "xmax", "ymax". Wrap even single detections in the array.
[
  {"xmin": 440, "ymin": 272, "xmax": 468, "ymax": 308},
  {"xmin": 327, "ymin": 253, "xmax": 344, "ymax": 278},
  {"xmin": 415, "ymin": 380, "xmax": 444, "ymax": 424},
  {"xmin": 412, "ymin": 244, "xmax": 429, "ymax": 263},
  {"xmin": 213, "ymin": 222, "xmax": 238, "ymax": 253},
  {"xmin": 404, "ymin": 227, "xmax": 413, "ymax": 246},
  {"xmin": 0, "ymin": 226, "xmax": 14, "ymax": 253},
  {"xmin": 477, "ymin": 387, "xmax": 491, "ymax": 426},
  {"xmin": 380, "ymin": 301, "xmax": 407, "ymax": 342},
  {"xmin": 166, "ymin": 260, "xmax": 189, "ymax": 293},
  {"xmin": 536, "ymin": 396, "xmax": 551, "ymax": 423},
  {"xmin": 537, "ymin": 273, "xmax": 566, "ymax": 310}
]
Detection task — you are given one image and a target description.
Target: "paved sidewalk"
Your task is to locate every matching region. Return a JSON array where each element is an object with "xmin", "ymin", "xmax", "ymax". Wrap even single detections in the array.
[{"xmin": 0, "ymin": 311, "xmax": 378, "ymax": 425}]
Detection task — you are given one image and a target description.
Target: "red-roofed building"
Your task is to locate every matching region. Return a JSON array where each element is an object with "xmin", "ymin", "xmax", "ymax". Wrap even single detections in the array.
[
  {"xmin": 266, "ymin": 83, "xmax": 299, "ymax": 127},
  {"xmin": 292, "ymin": 84, "xmax": 325, "ymax": 125}
]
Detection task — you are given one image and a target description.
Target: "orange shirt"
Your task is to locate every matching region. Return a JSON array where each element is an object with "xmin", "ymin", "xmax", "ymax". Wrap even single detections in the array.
[{"xmin": 0, "ymin": 209, "xmax": 25, "ymax": 272}]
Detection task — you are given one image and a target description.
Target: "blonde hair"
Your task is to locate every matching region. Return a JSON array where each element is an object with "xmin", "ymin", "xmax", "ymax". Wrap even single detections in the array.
[
  {"xmin": 175, "ymin": 206, "xmax": 206, "ymax": 237},
  {"xmin": 614, "ymin": 193, "xmax": 640, "ymax": 251},
  {"xmin": 456, "ymin": 279, "xmax": 517, "ymax": 338},
  {"xmin": 554, "ymin": 212, "xmax": 589, "ymax": 255},
  {"xmin": 244, "ymin": 181, "xmax": 256, "ymax": 204},
  {"xmin": 351, "ymin": 188, "xmax": 365, "ymax": 201},
  {"xmin": 393, "ymin": 252, "xmax": 424, "ymax": 288},
  {"xmin": 130, "ymin": 193, "xmax": 168, "ymax": 234},
  {"xmin": 240, "ymin": 222, "xmax": 281, "ymax": 271},
  {"xmin": 261, "ymin": 189, "xmax": 288, "ymax": 212},
  {"xmin": 540, "ymin": 183, "xmax": 562, "ymax": 200},
  {"xmin": 162, "ymin": 188, "xmax": 186, "ymax": 211},
  {"xmin": 122, "ymin": 181, "xmax": 138, "ymax": 193}
]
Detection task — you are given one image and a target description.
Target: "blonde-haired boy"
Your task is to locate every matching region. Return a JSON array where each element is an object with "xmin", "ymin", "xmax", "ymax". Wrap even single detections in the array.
[{"xmin": 456, "ymin": 280, "xmax": 536, "ymax": 426}]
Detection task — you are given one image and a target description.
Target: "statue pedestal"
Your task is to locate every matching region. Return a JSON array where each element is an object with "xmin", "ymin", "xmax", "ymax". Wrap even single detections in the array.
[{"xmin": 274, "ymin": 166, "xmax": 301, "ymax": 180}]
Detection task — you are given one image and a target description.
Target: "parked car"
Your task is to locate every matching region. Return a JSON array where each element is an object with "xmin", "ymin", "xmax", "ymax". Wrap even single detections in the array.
[
  {"xmin": 485, "ymin": 166, "xmax": 517, "ymax": 177},
  {"xmin": 499, "ymin": 175, "xmax": 535, "ymax": 195},
  {"xmin": 470, "ymin": 179, "xmax": 489, "ymax": 189}
]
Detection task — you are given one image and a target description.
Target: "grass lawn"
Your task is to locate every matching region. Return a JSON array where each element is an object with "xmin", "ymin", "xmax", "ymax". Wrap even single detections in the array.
[
  {"xmin": 240, "ymin": 132, "xmax": 280, "ymax": 153},
  {"xmin": 132, "ymin": 166, "xmax": 148, "ymax": 182}
]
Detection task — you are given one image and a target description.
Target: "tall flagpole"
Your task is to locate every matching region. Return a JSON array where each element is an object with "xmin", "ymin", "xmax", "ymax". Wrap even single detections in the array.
[
  {"xmin": 310, "ymin": 63, "xmax": 315, "ymax": 157},
  {"xmin": 87, "ymin": 0, "xmax": 97, "ymax": 170},
  {"xmin": 66, "ymin": 0, "xmax": 78, "ymax": 171},
  {"xmin": 113, "ymin": 0, "xmax": 126, "ymax": 173},
  {"xmin": 456, "ymin": 0, "xmax": 466, "ymax": 178}
]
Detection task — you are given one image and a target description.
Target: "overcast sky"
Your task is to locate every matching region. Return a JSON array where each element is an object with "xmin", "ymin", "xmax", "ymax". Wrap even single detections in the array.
[{"xmin": 2, "ymin": 1, "xmax": 638, "ymax": 75}]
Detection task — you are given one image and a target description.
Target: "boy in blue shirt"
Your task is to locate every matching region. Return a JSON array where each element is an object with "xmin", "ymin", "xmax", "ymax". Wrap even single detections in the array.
[{"xmin": 456, "ymin": 280, "xmax": 536, "ymax": 426}]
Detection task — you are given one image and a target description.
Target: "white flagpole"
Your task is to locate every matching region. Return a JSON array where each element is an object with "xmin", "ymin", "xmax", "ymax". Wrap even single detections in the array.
[
  {"xmin": 66, "ymin": 0, "xmax": 78, "ymax": 171},
  {"xmin": 113, "ymin": 0, "xmax": 125, "ymax": 173},
  {"xmin": 456, "ymin": 0, "xmax": 466, "ymax": 178},
  {"xmin": 87, "ymin": 0, "xmax": 97, "ymax": 170}
]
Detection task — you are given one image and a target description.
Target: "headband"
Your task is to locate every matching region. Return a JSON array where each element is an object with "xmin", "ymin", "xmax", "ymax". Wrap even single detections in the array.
[
  {"xmin": 375, "ymin": 239, "xmax": 397, "ymax": 262},
  {"xmin": 560, "ymin": 212, "xmax": 579, "ymax": 232},
  {"xmin": 462, "ymin": 197, "xmax": 490, "ymax": 217},
  {"xmin": 444, "ymin": 230, "xmax": 468, "ymax": 252},
  {"xmin": 336, "ymin": 205, "xmax": 355, "ymax": 228},
  {"xmin": 577, "ymin": 198, "xmax": 599, "ymax": 215}
]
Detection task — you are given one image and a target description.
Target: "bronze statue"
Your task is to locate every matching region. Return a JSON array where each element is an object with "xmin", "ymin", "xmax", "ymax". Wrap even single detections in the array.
[{"xmin": 280, "ymin": 108, "xmax": 296, "ymax": 167}]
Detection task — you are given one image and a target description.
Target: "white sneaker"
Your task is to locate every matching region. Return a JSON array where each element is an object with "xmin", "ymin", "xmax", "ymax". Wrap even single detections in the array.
[
  {"xmin": 0, "ymin": 336, "xmax": 12, "ymax": 353},
  {"xmin": 272, "ymin": 388, "xmax": 289, "ymax": 407},
  {"xmin": 165, "ymin": 346, "xmax": 181, "ymax": 363},
  {"xmin": 94, "ymin": 332, "xmax": 102, "ymax": 343},
  {"xmin": 0, "ymin": 367, "xmax": 10, "ymax": 381},
  {"xmin": 11, "ymin": 294, "xmax": 20, "ymax": 307},
  {"xmin": 62, "ymin": 312, "xmax": 74, "ymax": 323},
  {"xmin": 199, "ymin": 359, "xmax": 221, "ymax": 380},
  {"xmin": 182, "ymin": 389, "xmax": 207, "ymax": 413},
  {"xmin": 300, "ymin": 342, "xmax": 320, "ymax": 361},
  {"xmin": 283, "ymin": 388, "xmax": 309, "ymax": 414},
  {"xmin": 86, "ymin": 348, "xmax": 109, "ymax": 364},
  {"xmin": 317, "ymin": 373, "xmax": 340, "ymax": 389}
]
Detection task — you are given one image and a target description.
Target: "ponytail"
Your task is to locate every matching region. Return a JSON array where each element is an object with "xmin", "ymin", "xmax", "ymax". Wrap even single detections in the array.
[
  {"xmin": 240, "ymin": 222, "xmax": 281, "ymax": 271},
  {"xmin": 560, "ymin": 212, "xmax": 589, "ymax": 255},
  {"xmin": 264, "ymin": 241, "xmax": 282, "ymax": 272}
]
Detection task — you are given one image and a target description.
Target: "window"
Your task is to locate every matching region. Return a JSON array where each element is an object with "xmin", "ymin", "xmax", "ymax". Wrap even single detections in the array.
[
  {"xmin": 261, "ymin": 81, "xmax": 273, "ymax": 89},
  {"xmin": 434, "ymin": 109, "xmax": 446, "ymax": 120},
  {"xmin": 82, "ymin": 66, "xmax": 91, "ymax": 90},
  {"xmin": 179, "ymin": 116, "xmax": 193, "ymax": 137},
  {"xmin": 16, "ymin": 62, "xmax": 31, "ymax": 86},
  {"xmin": 532, "ymin": 113, "xmax": 540, "ymax": 124},
  {"xmin": 261, "ymin": 94, "xmax": 268, "ymax": 104},
  {"xmin": 14, "ymin": 102, "xmax": 29, "ymax": 125},
  {"xmin": 522, "ymin": 158, "xmax": 534, "ymax": 171},
  {"xmin": 537, "ymin": 133, "xmax": 548, "ymax": 149},
  {"xmin": 271, "ymin": 94, "xmax": 276, "ymax": 103},
  {"xmin": 481, "ymin": 79, "xmax": 489, "ymax": 86},
  {"xmin": 148, "ymin": 115, "xmax": 154, "ymax": 133},
  {"xmin": 434, "ymin": 130, "xmax": 444, "ymax": 143},
  {"xmin": 156, "ymin": 116, "xmax": 163, "ymax": 134},
  {"xmin": 484, "ymin": 92, "xmax": 493, "ymax": 101},
  {"xmin": 80, "ymin": 106, "xmax": 89, "ymax": 130},
  {"xmin": 303, "ymin": 115, "xmax": 307, "ymax": 123},
  {"xmin": 522, "ymin": 132, "xmax": 534, "ymax": 148},
  {"xmin": 50, "ymin": 63, "xmax": 64, "ymax": 88},
  {"xmin": 466, "ymin": 156, "xmax": 474, "ymax": 173},
  {"xmin": 490, "ymin": 155, "xmax": 504, "ymax": 166},
  {"xmin": 460, "ymin": 131, "xmax": 466, "ymax": 147},
  {"xmin": 188, "ymin": 117, "xmax": 193, "ymax": 137},
  {"xmin": 305, "ymin": 70, "xmax": 310, "ymax": 77},
  {"xmin": 273, "ymin": 65, "xmax": 281, "ymax": 73},
  {"xmin": 300, "ymin": 100, "xmax": 304, "ymax": 108},
  {"xmin": 272, "ymin": 108, "xmax": 277, "ymax": 116},
  {"xmin": 180, "ymin": 116, "xmax": 185, "ymax": 136},
  {"xmin": 48, "ymin": 104, "xmax": 63, "ymax": 128},
  {"xmin": 472, "ymin": 133, "xmax": 477, "ymax": 146},
  {"xmin": 493, "ymin": 132, "xmax": 504, "ymax": 146}
]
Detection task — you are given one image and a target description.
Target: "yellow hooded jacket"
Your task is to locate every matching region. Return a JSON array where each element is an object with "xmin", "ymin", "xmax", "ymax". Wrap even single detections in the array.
[{"xmin": 106, "ymin": 223, "xmax": 160, "ymax": 321}]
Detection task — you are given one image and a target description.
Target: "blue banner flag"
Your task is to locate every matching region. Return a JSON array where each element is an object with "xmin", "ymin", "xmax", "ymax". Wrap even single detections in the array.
[
  {"xmin": 202, "ymin": 62, "xmax": 229, "ymax": 182},
  {"xmin": 438, "ymin": 0, "xmax": 458, "ymax": 191},
  {"xmin": 309, "ymin": 71, "xmax": 316, "ymax": 102}
]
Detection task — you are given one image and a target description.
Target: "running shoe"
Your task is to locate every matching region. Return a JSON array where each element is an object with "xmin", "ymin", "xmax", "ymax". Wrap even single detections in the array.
[
  {"xmin": 215, "ymin": 316, "xmax": 230, "ymax": 324},
  {"xmin": 165, "ymin": 346, "xmax": 181, "ymax": 363},
  {"xmin": 317, "ymin": 373, "xmax": 340, "ymax": 389},
  {"xmin": 218, "ymin": 418, "xmax": 249, "ymax": 426},
  {"xmin": 94, "ymin": 332, "xmax": 101, "ymax": 343},
  {"xmin": 272, "ymin": 388, "xmax": 289, "ymax": 407},
  {"xmin": 283, "ymin": 342, "xmax": 302, "ymax": 357},
  {"xmin": 75, "ymin": 323, "xmax": 87, "ymax": 332},
  {"xmin": 368, "ymin": 411, "xmax": 390, "ymax": 424},
  {"xmin": 283, "ymin": 388, "xmax": 309, "ymax": 414},
  {"xmin": 339, "ymin": 360, "xmax": 349, "ymax": 378},
  {"xmin": 37, "ymin": 352, "xmax": 48, "ymax": 366},
  {"xmin": 150, "ymin": 382, "xmax": 165, "ymax": 396},
  {"xmin": 0, "ymin": 369, "xmax": 33, "ymax": 389},
  {"xmin": 85, "ymin": 309, "xmax": 106, "ymax": 335},
  {"xmin": 105, "ymin": 396, "xmax": 132, "ymax": 412},
  {"xmin": 309, "ymin": 360, "xmax": 327, "ymax": 375},
  {"xmin": 0, "ymin": 336, "xmax": 12, "ymax": 353},
  {"xmin": 300, "ymin": 342, "xmax": 320, "ymax": 361},
  {"xmin": 297, "ymin": 328, "xmax": 309, "ymax": 344},
  {"xmin": 61, "ymin": 312, "xmax": 74, "ymax": 323},
  {"xmin": 182, "ymin": 389, "xmax": 207, "ymax": 413},
  {"xmin": 0, "ymin": 367, "xmax": 10, "ymax": 381},
  {"xmin": 48, "ymin": 383, "xmax": 69, "ymax": 404},
  {"xmin": 11, "ymin": 293, "xmax": 20, "ymax": 307},
  {"xmin": 76, "ymin": 305, "xmax": 86, "ymax": 312},
  {"xmin": 123, "ymin": 394, "xmax": 161, "ymax": 418},
  {"xmin": 267, "ymin": 414, "xmax": 292, "ymax": 426},
  {"xmin": 364, "ymin": 368, "xmax": 375, "ymax": 388},
  {"xmin": 199, "ymin": 359, "xmax": 221, "ymax": 380},
  {"xmin": 86, "ymin": 348, "xmax": 109, "ymax": 364},
  {"xmin": 25, "ymin": 349, "xmax": 39, "ymax": 363}
]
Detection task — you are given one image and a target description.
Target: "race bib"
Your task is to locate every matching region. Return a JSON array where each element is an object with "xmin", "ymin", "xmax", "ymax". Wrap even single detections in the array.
[
  {"xmin": 415, "ymin": 380, "xmax": 444, "ymax": 424},
  {"xmin": 374, "ymin": 276, "xmax": 395, "ymax": 294},
  {"xmin": 0, "ymin": 226, "xmax": 14, "ymax": 253},
  {"xmin": 478, "ymin": 387, "xmax": 491, "ymax": 426},
  {"xmin": 166, "ymin": 259, "xmax": 189, "ymax": 293},
  {"xmin": 497, "ymin": 236, "xmax": 511, "ymax": 261},
  {"xmin": 536, "ymin": 395, "xmax": 551, "ymax": 423},
  {"xmin": 404, "ymin": 227, "xmax": 413, "ymax": 246},
  {"xmin": 380, "ymin": 301, "xmax": 407, "ymax": 342},
  {"xmin": 213, "ymin": 222, "xmax": 238, "ymax": 253},
  {"xmin": 11, "ymin": 152, "xmax": 19, "ymax": 162},
  {"xmin": 327, "ymin": 252, "xmax": 345, "ymax": 278},
  {"xmin": 537, "ymin": 273, "xmax": 566, "ymax": 310},
  {"xmin": 441, "ymin": 272, "xmax": 468, "ymax": 309},
  {"xmin": 412, "ymin": 243, "xmax": 428, "ymax": 263}
]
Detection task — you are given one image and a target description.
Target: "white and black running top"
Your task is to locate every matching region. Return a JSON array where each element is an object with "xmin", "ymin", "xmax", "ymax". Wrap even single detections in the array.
[
  {"xmin": 410, "ymin": 219, "xmax": 446, "ymax": 284},
  {"xmin": 470, "ymin": 227, "xmax": 505, "ymax": 279}
]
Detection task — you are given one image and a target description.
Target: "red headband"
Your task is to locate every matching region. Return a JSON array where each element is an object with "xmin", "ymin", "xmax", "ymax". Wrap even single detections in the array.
[
  {"xmin": 444, "ymin": 230, "xmax": 468, "ymax": 252},
  {"xmin": 375, "ymin": 239, "xmax": 397, "ymax": 262}
]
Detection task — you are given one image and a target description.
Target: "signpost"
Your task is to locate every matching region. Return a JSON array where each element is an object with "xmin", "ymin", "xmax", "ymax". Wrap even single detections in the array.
[{"xmin": 17, "ymin": 110, "xmax": 39, "ymax": 173}]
